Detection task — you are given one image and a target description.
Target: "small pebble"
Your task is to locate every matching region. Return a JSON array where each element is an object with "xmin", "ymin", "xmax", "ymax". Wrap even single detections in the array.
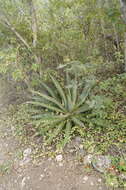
[
  {"xmin": 44, "ymin": 168, "xmax": 47, "ymax": 172},
  {"xmin": 98, "ymin": 178, "xmax": 102, "ymax": 183},
  {"xmin": 56, "ymin": 154, "xmax": 63, "ymax": 162},
  {"xmin": 21, "ymin": 177, "xmax": 26, "ymax": 188},
  {"xmin": 23, "ymin": 148, "xmax": 32, "ymax": 158},
  {"xmin": 19, "ymin": 157, "xmax": 31, "ymax": 166},
  {"xmin": 90, "ymin": 182, "xmax": 94, "ymax": 186},
  {"xmin": 83, "ymin": 176, "xmax": 88, "ymax": 182},
  {"xmin": 40, "ymin": 174, "xmax": 44, "ymax": 180}
]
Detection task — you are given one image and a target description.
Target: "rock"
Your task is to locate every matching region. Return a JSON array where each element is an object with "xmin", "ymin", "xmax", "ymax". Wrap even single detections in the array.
[
  {"xmin": 21, "ymin": 177, "xmax": 26, "ymax": 188},
  {"xmin": 72, "ymin": 136, "xmax": 82, "ymax": 150},
  {"xmin": 39, "ymin": 174, "xmax": 45, "ymax": 180},
  {"xmin": 98, "ymin": 178, "xmax": 102, "ymax": 183},
  {"xmin": 83, "ymin": 176, "xmax": 88, "ymax": 181},
  {"xmin": 55, "ymin": 154, "xmax": 63, "ymax": 162},
  {"xmin": 19, "ymin": 157, "xmax": 31, "ymax": 166},
  {"xmin": 65, "ymin": 136, "xmax": 82, "ymax": 153},
  {"xmin": 90, "ymin": 182, "xmax": 94, "ymax": 186},
  {"xmin": 92, "ymin": 155, "xmax": 111, "ymax": 173},
  {"xmin": 19, "ymin": 148, "xmax": 32, "ymax": 166},
  {"xmin": 23, "ymin": 148, "xmax": 32, "ymax": 158},
  {"xmin": 83, "ymin": 154, "xmax": 93, "ymax": 165},
  {"xmin": 82, "ymin": 176, "xmax": 88, "ymax": 183}
]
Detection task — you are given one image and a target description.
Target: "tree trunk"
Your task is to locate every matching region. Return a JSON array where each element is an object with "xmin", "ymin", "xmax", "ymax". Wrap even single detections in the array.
[
  {"xmin": 120, "ymin": 0, "xmax": 126, "ymax": 24},
  {"xmin": 27, "ymin": 0, "xmax": 42, "ymax": 75},
  {"xmin": 124, "ymin": 32, "xmax": 126, "ymax": 71},
  {"xmin": 28, "ymin": 0, "xmax": 38, "ymax": 48},
  {"xmin": 120, "ymin": 0, "xmax": 126, "ymax": 71}
]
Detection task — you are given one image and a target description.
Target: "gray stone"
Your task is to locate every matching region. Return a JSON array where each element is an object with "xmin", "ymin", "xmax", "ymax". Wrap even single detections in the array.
[
  {"xmin": 92, "ymin": 155, "xmax": 111, "ymax": 173},
  {"xmin": 55, "ymin": 154, "xmax": 63, "ymax": 162},
  {"xmin": 19, "ymin": 157, "xmax": 31, "ymax": 166},
  {"xmin": 65, "ymin": 136, "xmax": 84, "ymax": 155},
  {"xmin": 23, "ymin": 148, "xmax": 32, "ymax": 158}
]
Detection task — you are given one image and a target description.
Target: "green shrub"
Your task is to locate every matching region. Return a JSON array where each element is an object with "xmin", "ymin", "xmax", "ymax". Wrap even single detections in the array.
[
  {"xmin": 99, "ymin": 73, "xmax": 126, "ymax": 100},
  {"xmin": 28, "ymin": 74, "xmax": 98, "ymax": 148}
]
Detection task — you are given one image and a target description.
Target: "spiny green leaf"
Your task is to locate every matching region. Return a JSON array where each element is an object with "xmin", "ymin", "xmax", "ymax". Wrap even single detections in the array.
[
  {"xmin": 31, "ymin": 96, "xmax": 44, "ymax": 102},
  {"xmin": 50, "ymin": 75, "xmax": 67, "ymax": 107},
  {"xmin": 27, "ymin": 101, "xmax": 63, "ymax": 113},
  {"xmin": 77, "ymin": 80, "xmax": 95, "ymax": 107},
  {"xmin": 31, "ymin": 90, "xmax": 66, "ymax": 112},
  {"xmin": 72, "ymin": 116, "xmax": 85, "ymax": 127},
  {"xmin": 31, "ymin": 113, "xmax": 62, "ymax": 120},
  {"xmin": 72, "ymin": 80, "xmax": 77, "ymax": 106},
  {"xmin": 66, "ymin": 94, "xmax": 73, "ymax": 111},
  {"xmin": 78, "ymin": 116, "xmax": 87, "ymax": 123},
  {"xmin": 75, "ymin": 104, "xmax": 91, "ymax": 113},
  {"xmin": 66, "ymin": 71, "xmax": 72, "ymax": 98},
  {"xmin": 41, "ymin": 82, "xmax": 57, "ymax": 99}
]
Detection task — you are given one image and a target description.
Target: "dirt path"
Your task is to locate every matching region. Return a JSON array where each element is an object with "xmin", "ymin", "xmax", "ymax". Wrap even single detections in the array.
[{"xmin": 0, "ymin": 79, "xmax": 110, "ymax": 190}]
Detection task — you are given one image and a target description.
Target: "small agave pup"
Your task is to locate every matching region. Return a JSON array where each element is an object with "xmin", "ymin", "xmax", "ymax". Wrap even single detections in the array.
[{"xmin": 28, "ymin": 73, "xmax": 96, "ymax": 148}]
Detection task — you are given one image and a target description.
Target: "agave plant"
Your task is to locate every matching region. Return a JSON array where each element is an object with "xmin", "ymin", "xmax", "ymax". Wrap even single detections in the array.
[{"xmin": 28, "ymin": 74, "xmax": 96, "ymax": 147}]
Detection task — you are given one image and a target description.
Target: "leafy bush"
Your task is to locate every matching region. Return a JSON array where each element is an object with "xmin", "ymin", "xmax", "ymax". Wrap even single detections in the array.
[
  {"xmin": 99, "ymin": 73, "xmax": 126, "ymax": 100},
  {"xmin": 80, "ymin": 74, "xmax": 126, "ymax": 152},
  {"xmin": 28, "ymin": 74, "xmax": 97, "ymax": 148}
]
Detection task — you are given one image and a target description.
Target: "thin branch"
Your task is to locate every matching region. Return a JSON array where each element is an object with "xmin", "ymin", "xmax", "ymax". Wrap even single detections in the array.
[{"xmin": 0, "ymin": 11, "xmax": 31, "ymax": 50}]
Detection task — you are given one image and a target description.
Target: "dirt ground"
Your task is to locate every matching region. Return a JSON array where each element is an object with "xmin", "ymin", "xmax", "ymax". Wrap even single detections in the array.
[{"xmin": 0, "ymin": 78, "xmax": 118, "ymax": 190}]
